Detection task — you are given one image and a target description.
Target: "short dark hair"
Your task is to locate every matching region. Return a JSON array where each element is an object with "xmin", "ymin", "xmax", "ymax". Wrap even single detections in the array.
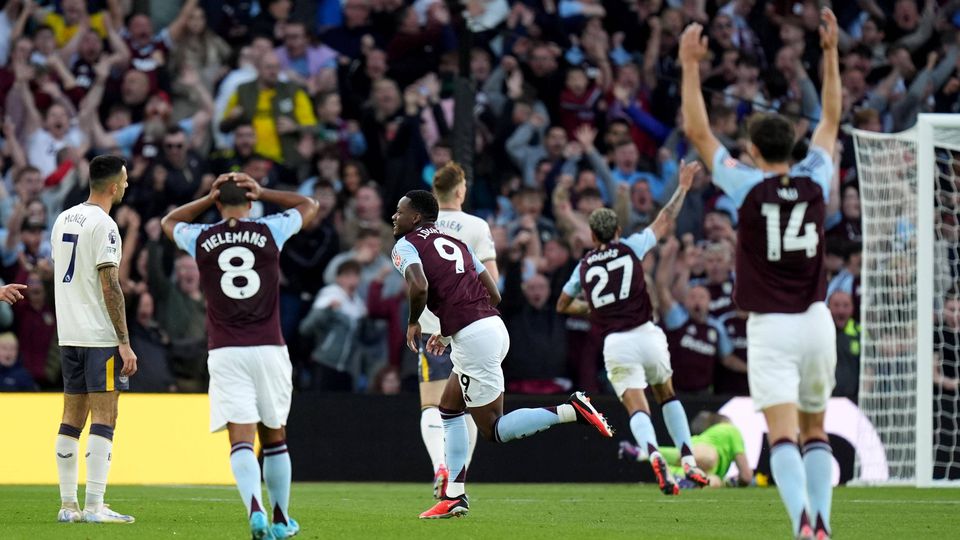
[
  {"xmin": 88, "ymin": 155, "xmax": 126, "ymax": 192},
  {"xmin": 405, "ymin": 190, "xmax": 439, "ymax": 223},
  {"xmin": 578, "ymin": 187, "xmax": 603, "ymax": 200},
  {"xmin": 218, "ymin": 180, "xmax": 249, "ymax": 207},
  {"xmin": 337, "ymin": 259, "xmax": 362, "ymax": 276},
  {"xmin": 356, "ymin": 227, "xmax": 381, "ymax": 241},
  {"xmin": 747, "ymin": 113, "xmax": 795, "ymax": 164}
]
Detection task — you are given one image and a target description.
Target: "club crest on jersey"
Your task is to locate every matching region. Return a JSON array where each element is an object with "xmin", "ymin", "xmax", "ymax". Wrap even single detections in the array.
[
  {"xmin": 392, "ymin": 249, "xmax": 402, "ymax": 268},
  {"xmin": 108, "ymin": 230, "xmax": 118, "ymax": 244}
]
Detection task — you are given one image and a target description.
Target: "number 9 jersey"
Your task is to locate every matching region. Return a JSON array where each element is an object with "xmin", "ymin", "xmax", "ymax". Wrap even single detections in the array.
[
  {"xmin": 711, "ymin": 146, "xmax": 833, "ymax": 314},
  {"xmin": 173, "ymin": 210, "xmax": 303, "ymax": 350}
]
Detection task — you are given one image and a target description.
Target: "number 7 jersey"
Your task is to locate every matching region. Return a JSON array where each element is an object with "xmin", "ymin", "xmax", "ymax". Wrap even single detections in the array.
[
  {"xmin": 173, "ymin": 210, "xmax": 303, "ymax": 350},
  {"xmin": 711, "ymin": 146, "xmax": 832, "ymax": 314}
]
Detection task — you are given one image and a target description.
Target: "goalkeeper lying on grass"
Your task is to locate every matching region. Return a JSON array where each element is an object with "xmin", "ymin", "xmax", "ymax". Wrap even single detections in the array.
[{"xmin": 620, "ymin": 411, "xmax": 753, "ymax": 488}]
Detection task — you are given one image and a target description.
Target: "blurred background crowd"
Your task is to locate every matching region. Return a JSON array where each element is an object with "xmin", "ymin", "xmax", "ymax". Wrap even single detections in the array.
[{"xmin": 0, "ymin": 0, "xmax": 959, "ymax": 400}]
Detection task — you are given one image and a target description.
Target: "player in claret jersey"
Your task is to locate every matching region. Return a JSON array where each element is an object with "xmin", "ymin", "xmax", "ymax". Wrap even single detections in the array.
[
  {"xmin": 391, "ymin": 190, "xmax": 613, "ymax": 519},
  {"xmin": 161, "ymin": 173, "xmax": 319, "ymax": 540},
  {"xmin": 679, "ymin": 8, "xmax": 841, "ymax": 540},
  {"xmin": 556, "ymin": 161, "xmax": 710, "ymax": 496}
]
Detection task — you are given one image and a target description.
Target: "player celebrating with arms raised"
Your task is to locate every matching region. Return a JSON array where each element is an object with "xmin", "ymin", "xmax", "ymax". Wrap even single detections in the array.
[
  {"xmin": 162, "ymin": 173, "xmax": 318, "ymax": 539},
  {"xmin": 52, "ymin": 155, "xmax": 137, "ymax": 524},
  {"xmin": 556, "ymin": 161, "xmax": 710, "ymax": 496},
  {"xmin": 679, "ymin": 8, "xmax": 841, "ymax": 540},
  {"xmin": 391, "ymin": 190, "xmax": 613, "ymax": 519}
]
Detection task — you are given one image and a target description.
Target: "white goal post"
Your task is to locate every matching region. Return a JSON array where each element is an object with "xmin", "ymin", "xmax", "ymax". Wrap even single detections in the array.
[{"xmin": 852, "ymin": 114, "xmax": 960, "ymax": 487}]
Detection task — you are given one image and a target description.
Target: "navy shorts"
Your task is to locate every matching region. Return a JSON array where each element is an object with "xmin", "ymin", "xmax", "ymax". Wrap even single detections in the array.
[
  {"xmin": 62, "ymin": 346, "xmax": 129, "ymax": 394},
  {"xmin": 418, "ymin": 346, "xmax": 453, "ymax": 383}
]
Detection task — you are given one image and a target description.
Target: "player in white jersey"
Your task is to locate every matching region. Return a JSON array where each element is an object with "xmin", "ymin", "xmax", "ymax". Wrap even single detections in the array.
[
  {"xmin": 51, "ymin": 155, "xmax": 137, "ymax": 524},
  {"xmin": 418, "ymin": 162, "xmax": 499, "ymax": 498},
  {"xmin": 679, "ymin": 9, "xmax": 841, "ymax": 540}
]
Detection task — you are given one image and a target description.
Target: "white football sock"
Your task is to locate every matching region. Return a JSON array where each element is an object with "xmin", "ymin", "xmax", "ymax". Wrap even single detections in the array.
[
  {"xmin": 465, "ymin": 414, "xmax": 478, "ymax": 468},
  {"xmin": 56, "ymin": 425, "xmax": 81, "ymax": 505},
  {"xmin": 230, "ymin": 442, "xmax": 266, "ymax": 516},
  {"xmin": 420, "ymin": 407, "xmax": 445, "ymax": 472},
  {"xmin": 84, "ymin": 424, "xmax": 115, "ymax": 513}
]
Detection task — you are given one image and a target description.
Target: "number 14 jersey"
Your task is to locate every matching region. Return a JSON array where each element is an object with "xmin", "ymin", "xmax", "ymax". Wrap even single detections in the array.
[
  {"xmin": 173, "ymin": 210, "xmax": 302, "ymax": 350},
  {"xmin": 711, "ymin": 146, "xmax": 833, "ymax": 314}
]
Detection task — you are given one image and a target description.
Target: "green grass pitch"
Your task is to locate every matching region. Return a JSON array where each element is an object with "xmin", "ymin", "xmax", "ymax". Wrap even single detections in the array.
[{"xmin": 2, "ymin": 483, "xmax": 958, "ymax": 539}]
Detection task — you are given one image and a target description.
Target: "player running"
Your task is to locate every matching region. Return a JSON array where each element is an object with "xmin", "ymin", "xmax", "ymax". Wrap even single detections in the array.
[
  {"xmin": 418, "ymin": 162, "xmax": 497, "ymax": 499},
  {"xmin": 556, "ymin": 161, "xmax": 710, "ymax": 496},
  {"xmin": 52, "ymin": 154, "xmax": 137, "ymax": 524},
  {"xmin": 391, "ymin": 190, "xmax": 613, "ymax": 519},
  {"xmin": 679, "ymin": 8, "xmax": 841, "ymax": 540},
  {"xmin": 162, "ymin": 173, "xmax": 319, "ymax": 539}
]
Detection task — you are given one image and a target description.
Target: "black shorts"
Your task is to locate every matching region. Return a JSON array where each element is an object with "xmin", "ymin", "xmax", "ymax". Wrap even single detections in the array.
[
  {"xmin": 62, "ymin": 346, "xmax": 129, "ymax": 394},
  {"xmin": 418, "ymin": 346, "xmax": 453, "ymax": 383}
]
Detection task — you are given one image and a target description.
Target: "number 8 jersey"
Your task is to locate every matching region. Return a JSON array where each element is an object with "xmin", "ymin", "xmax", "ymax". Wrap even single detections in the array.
[
  {"xmin": 173, "ymin": 210, "xmax": 302, "ymax": 349},
  {"xmin": 562, "ymin": 229, "xmax": 657, "ymax": 336},
  {"xmin": 711, "ymin": 146, "xmax": 833, "ymax": 314}
]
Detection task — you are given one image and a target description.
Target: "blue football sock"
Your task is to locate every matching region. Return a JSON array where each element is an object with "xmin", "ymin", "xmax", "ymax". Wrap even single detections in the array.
[
  {"xmin": 661, "ymin": 399, "xmax": 695, "ymax": 466},
  {"xmin": 262, "ymin": 440, "xmax": 292, "ymax": 524},
  {"xmin": 441, "ymin": 409, "xmax": 469, "ymax": 497},
  {"xmin": 629, "ymin": 411, "xmax": 658, "ymax": 458},
  {"xmin": 230, "ymin": 442, "xmax": 265, "ymax": 516},
  {"xmin": 770, "ymin": 440, "xmax": 809, "ymax": 535},
  {"xmin": 803, "ymin": 439, "xmax": 833, "ymax": 533},
  {"xmin": 494, "ymin": 408, "xmax": 562, "ymax": 443}
]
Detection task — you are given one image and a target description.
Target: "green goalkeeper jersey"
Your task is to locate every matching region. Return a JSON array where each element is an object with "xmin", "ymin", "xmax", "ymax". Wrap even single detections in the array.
[{"xmin": 693, "ymin": 423, "xmax": 745, "ymax": 477}]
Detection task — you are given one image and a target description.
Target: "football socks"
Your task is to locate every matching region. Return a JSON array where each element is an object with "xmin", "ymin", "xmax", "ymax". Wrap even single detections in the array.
[
  {"xmin": 56, "ymin": 423, "xmax": 82, "ymax": 505},
  {"xmin": 661, "ymin": 399, "xmax": 696, "ymax": 468},
  {"xmin": 770, "ymin": 439, "xmax": 809, "ymax": 536},
  {"xmin": 84, "ymin": 424, "xmax": 115, "ymax": 513},
  {"xmin": 440, "ymin": 409, "xmax": 468, "ymax": 497},
  {"xmin": 262, "ymin": 440, "xmax": 292, "ymax": 525},
  {"xmin": 230, "ymin": 442, "xmax": 266, "ymax": 516},
  {"xmin": 629, "ymin": 411, "xmax": 658, "ymax": 458},
  {"xmin": 803, "ymin": 439, "xmax": 833, "ymax": 534},
  {"xmin": 420, "ymin": 407, "xmax": 445, "ymax": 473},
  {"xmin": 493, "ymin": 407, "xmax": 566, "ymax": 443},
  {"xmin": 465, "ymin": 414, "xmax": 478, "ymax": 468}
]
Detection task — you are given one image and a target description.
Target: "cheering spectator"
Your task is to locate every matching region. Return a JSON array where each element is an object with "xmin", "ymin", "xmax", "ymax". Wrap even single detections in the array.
[
  {"xmin": 830, "ymin": 290, "xmax": 861, "ymax": 404},
  {"xmin": 0, "ymin": 331, "xmax": 35, "ymax": 391}
]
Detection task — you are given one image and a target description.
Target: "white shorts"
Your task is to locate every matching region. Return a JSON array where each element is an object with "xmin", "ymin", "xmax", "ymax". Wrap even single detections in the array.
[
  {"xmin": 450, "ymin": 316, "xmax": 510, "ymax": 408},
  {"xmin": 747, "ymin": 302, "xmax": 837, "ymax": 412},
  {"xmin": 207, "ymin": 345, "xmax": 293, "ymax": 433},
  {"xmin": 603, "ymin": 322, "xmax": 673, "ymax": 398}
]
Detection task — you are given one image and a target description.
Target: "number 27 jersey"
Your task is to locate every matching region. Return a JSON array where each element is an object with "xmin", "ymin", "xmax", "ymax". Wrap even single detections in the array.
[
  {"xmin": 712, "ymin": 146, "xmax": 832, "ymax": 314},
  {"xmin": 562, "ymin": 228, "xmax": 657, "ymax": 336},
  {"xmin": 173, "ymin": 210, "xmax": 302, "ymax": 350}
]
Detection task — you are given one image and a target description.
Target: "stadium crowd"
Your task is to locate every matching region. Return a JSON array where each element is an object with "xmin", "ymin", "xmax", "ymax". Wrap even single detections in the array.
[{"xmin": 0, "ymin": 0, "xmax": 958, "ymax": 398}]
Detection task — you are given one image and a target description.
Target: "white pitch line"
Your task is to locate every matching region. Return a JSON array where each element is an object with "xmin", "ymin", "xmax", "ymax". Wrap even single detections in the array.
[{"xmin": 846, "ymin": 499, "xmax": 960, "ymax": 505}]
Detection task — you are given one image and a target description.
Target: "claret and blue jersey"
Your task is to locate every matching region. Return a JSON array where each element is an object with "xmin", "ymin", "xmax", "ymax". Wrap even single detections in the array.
[
  {"xmin": 710, "ymin": 145, "xmax": 834, "ymax": 314},
  {"xmin": 172, "ymin": 210, "xmax": 303, "ymax": 350}
]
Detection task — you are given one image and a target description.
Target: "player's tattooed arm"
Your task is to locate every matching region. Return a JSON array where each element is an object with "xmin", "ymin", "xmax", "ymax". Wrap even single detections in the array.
[
  {"xmin": 650, "ymin": 160, "xmax": 701, "ymax": 240},
  {"xmin": 99, "ymin": 265, "xmax": 129, "ymax": 345}
]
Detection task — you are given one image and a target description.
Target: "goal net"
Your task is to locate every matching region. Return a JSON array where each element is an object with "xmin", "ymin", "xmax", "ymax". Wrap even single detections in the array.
[{"xmin": 852, "ymin": 114, "xmax": 960, "ymax": 486}]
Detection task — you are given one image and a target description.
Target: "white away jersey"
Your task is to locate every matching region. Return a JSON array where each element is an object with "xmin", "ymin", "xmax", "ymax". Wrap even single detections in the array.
[
  {"xmin": 419, "ymin": 210, "xmax": 496, "ymax": 336},
  {"xmin": 52, "ymin": 203, "xmax": 123, "ymax": 347}
]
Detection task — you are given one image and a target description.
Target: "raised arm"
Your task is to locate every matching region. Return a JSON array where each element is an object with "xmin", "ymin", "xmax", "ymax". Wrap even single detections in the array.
[
  {"xmin": 810, "ymin": 8, "xmax": 841, "ymax": 157},
  {"xmin": 654, "ymin": 235, "xmax": 680, "ymax": 319},
  {"xmin": 649, "ymin": 160, "xmax": 699, "ymax": 240},
  {"xmin": 166, "ymin": 0, "xmax": 199, "ymax": 45},
  {"xmin": 12, "ymin": 66, "xmax": 42, "ymax": 138},
  {"xmin": 679, "ymin": 24, "xmax": 720, "ymax": 170}
]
